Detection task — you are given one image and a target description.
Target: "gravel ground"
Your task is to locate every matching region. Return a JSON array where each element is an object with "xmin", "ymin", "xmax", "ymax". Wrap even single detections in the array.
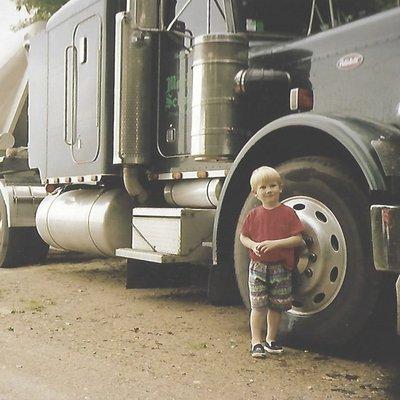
[{"xmin": 0, "ymin": 251, "xmax": 399, "ymax": 400}]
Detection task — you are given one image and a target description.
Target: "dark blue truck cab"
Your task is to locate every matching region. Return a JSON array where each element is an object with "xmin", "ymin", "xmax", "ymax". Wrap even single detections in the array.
[{"xmin": 26, "ymin": 0, "xmax": 400, "ymax": 347}]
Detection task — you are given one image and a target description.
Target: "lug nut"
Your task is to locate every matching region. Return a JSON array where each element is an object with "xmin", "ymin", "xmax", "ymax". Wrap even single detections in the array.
[
  {"xmin": 304, "ymin": 268, "xmax": 313, "ymax": 278},
  {"xmin": 304, "ymin": 236, "xmax": 314, "ymax": 246},
  {"xmin": 309, "ymin": 252, "xmax": 317, "ymax": 262}
]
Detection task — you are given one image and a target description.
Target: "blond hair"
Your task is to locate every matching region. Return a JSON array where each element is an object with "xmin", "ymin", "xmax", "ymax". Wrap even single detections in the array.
[{"xmin": 250, "ymin": 166, "xmax": 282, "ymax": 191}]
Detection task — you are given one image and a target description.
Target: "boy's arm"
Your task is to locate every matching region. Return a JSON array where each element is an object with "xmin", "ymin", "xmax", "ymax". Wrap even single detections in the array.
[
  {"xmin": 258, "ymin": 235, "xmax": 303, "ymax": 253},
  {"xmin": 240, "ymin": 234, "xmax": 261, "ymax": 257}
]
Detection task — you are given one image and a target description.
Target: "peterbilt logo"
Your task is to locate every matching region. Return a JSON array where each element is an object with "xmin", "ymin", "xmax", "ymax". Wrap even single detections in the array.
[{"xmin": 336, "ymin": 53, "xmax": 364, "ymax": 70}]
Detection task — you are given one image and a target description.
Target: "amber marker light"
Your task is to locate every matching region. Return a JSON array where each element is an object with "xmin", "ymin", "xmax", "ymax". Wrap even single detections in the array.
[
  {"xmin": 148, "ymin": 173, "xmax": 159, "ymax": 181},
  {"xmin": 197, "ymin": 170, "xmax": 208, "ymax": 178},
  {"xmin": 172, "ymin": 172, "xmax": 183, "ymax": 180},
  {"xmin": 290, "ymin": 88, "xmax": 314, "ymax": 112}
]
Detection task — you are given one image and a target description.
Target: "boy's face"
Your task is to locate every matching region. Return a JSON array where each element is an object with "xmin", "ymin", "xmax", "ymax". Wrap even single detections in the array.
[{"xmin": 253, "ymin": 180, "xmax": 282, "ymax": 208}]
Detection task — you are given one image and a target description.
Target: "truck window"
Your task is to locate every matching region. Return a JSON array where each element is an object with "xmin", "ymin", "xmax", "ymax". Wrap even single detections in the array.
[
  {"xmin": 309, "ymin": 0, "xmax": 400, "ymax": 33},
  {"xmin": 232, "ymin": 0, "xmax": 399, "ymax": 37},
  {"xmin": 174, "ymin": 0, "xmax": 227, "ymax": 36},
  {"xmin": 232, "ymin": 0, "xmax": 312, "ymax": 37}
]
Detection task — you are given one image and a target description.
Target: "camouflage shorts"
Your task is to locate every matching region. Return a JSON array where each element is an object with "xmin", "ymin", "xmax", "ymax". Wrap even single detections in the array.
[{"xmin": 248, "ymin": 260, "xmax": 292, "ymax": 311}]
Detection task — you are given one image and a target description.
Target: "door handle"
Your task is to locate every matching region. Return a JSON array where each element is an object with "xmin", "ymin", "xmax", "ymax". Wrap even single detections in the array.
[{"xmin": 64, "ymin": 45, "xmax": 77, "ymax": 146}]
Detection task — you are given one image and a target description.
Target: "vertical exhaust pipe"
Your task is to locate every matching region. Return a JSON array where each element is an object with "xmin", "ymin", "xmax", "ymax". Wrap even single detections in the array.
[{"xmin": 115, "ymin": 1, "xmax": 160, "ymax": 202}]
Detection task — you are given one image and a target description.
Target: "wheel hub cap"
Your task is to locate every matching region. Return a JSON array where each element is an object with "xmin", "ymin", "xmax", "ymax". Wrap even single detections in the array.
[{"xmin": 283, "ymin": 196, "xmax": 347, "ymax": 315}]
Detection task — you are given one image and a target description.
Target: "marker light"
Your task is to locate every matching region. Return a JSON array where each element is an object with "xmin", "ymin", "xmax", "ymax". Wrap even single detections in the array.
[
  {"xmin": 148, "ymin": 173, "xmax": 159, "ymax": 181},
  {"xmin": 172, "ymin": 172, "xmax": 183, "ymax": 180},
  {"xmin": 45, "ymin": 184, "xmax": 58, "ymax": 193},
  {"xmin": 197, "ymin": 170, "xmax": 208, "ymax": 179},
  {"xmin": 290, "ymin": 88, "xmax": 314, "ymax": 112}
]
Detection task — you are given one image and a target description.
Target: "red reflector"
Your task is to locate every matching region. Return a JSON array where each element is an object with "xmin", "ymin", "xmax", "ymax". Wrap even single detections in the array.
[
  {"xmin": 45, "ymin": 184, "xmax": 58, "ymax": 193},
  {"xmin": 290, "ymin": 88, "xmax": 313, "ymax": 112}
]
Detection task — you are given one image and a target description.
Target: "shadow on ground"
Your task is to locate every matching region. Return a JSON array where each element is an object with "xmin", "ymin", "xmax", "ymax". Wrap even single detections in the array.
[
  {"xmin": 42, "ymin": 251, "xmax": 400, "ymax": 372},
  {"xmin": 38, "ymin": 250, "xmax": 100, "ymax": 265}
]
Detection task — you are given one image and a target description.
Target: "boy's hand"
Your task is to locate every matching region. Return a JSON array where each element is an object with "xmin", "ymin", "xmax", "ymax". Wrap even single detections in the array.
[
  {"xmin": 251, "ymin": 243, "xmax": 262, "ymax": 257},
  {"xmin": 252, "ymin": 242, "xmax": 276, "ymax": 256},
  {"xmin": 258, "ymin": 236, "xmax": 303, "ymax": 254},
  {"xmin": 258, "ymin": 240, "xmax": 280, "ymax": 254}
]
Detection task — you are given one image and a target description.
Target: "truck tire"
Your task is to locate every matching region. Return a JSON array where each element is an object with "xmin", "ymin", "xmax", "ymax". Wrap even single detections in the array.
[
  {"xmin": 233, "ymin": 156, "xmax": 381, "ymax": 348},
  {"xmin": 0, "ymin": 192, "xmax": 49, "ymax": 267}
]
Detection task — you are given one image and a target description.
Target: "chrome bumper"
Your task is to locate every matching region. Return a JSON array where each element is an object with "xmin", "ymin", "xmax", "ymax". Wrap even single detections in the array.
[
  {"xmin": 371, "ymin": 205, "xmax": 400, "ymax": 335},
  {"xmin": 371, "ymin": 205, "xmax": 400, "ymax": 272},
  {"xmin": 397, "ymin": 275, "xmax": 400, "ymax": 335}
]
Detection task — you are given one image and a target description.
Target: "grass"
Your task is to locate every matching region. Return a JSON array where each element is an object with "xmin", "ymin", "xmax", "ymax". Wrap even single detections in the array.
[
  {"xmin": 24, "ymin": 299, "xmax": 46, "ymax": 312},
  {"xmin": 188, "ymin": 341, "xmax": 209, "ymax": 350},
  {"xmin": 16, "ymin": 298, "xmax": 55, "ymax": 313}
]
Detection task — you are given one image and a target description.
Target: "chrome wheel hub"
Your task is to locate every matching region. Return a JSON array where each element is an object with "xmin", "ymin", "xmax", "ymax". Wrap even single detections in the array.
[{"xmin": 283, "ymin": 196, "xmax": 347, "ymax": 315}]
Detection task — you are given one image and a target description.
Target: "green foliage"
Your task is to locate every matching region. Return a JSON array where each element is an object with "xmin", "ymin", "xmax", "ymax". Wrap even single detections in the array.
[
  {"xmin": 374, "ymin": 0, "xmax": 400, "ymax": 11},
  {"xmin": 12, "ymin": 0, "xmax": 68, "ymax": 30}
]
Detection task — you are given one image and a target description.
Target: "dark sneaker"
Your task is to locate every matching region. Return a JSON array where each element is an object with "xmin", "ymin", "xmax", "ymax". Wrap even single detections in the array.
[
  {"xmin": 263, "ymin": 341, "xmax": 283, "ymax": 354},
  {"xmin": 251, "ymin": 343, "xmax": 267, "ymax": 358}
]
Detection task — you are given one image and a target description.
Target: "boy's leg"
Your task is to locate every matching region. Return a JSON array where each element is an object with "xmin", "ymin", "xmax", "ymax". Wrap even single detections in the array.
[
  {"xmin": 264, "ymin": 263, "xmax": 292, "ymax": 353},
  {"xmin": 250, "ymin": 307, "xmax": 268, "ymax": 346},
  {"xmin": 266, "ymin": 308, "xmax": 282, "ymax": 344},
  {"xmin": 248, "ymin": 261, "xmax": 269, "ymax": 357}
]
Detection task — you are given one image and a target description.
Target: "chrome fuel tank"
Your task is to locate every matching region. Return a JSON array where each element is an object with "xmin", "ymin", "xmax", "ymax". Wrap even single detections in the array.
[{"xmin": 36, "ymin": 188, "xmax": 132, "ymax": 256}]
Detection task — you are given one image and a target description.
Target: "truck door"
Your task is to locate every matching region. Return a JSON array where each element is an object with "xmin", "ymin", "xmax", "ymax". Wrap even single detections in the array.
[{"xmin": 70, "ymin": 15, "xmax": 102, "ymax": 164}]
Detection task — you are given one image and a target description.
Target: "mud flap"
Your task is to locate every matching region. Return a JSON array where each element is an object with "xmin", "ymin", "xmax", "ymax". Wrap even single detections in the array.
[{"xmin": 397, "ymin": 275, "xmax": 400, "ymax": 335}]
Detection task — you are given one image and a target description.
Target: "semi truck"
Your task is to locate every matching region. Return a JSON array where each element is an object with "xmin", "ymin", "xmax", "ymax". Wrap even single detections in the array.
[{"xmin": 2, "ymin": 0, "xmax": 400, "ymax": 348}]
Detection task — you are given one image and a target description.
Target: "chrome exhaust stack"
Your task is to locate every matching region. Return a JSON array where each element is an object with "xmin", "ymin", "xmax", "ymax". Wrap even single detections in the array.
[
  {"xmin": 115, "ymin": 0, "xmax": 159, "ymax": 202},
  {"xmin": 164, "ymin": 179, "xmax": 222, "ymax": 208}
]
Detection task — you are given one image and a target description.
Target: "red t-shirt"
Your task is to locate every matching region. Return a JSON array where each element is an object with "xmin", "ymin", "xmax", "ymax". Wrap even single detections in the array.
[{"xmin": 241, "ymin": 204, "xmax": 304, "ymax": 270}]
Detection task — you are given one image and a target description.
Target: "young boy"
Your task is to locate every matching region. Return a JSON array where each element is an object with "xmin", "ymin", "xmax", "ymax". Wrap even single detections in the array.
[{"xmin": 240, "ymin": 166, "xmax": 304, "ymax": 358}]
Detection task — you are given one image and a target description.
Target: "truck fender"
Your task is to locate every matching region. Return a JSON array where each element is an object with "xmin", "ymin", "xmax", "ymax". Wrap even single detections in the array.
[
  {"xmin": 212, "ymin": 113, "xmax": 396, "ymax": 265},
  {"xmin": 0, "ymin": 180, "xmax": 47, "ymax": 228}
]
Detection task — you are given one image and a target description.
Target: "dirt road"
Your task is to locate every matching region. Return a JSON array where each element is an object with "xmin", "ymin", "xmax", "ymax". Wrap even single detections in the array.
[{"xmin": 0, "ymin": 252, "xmax": 399, "ymax": 400}]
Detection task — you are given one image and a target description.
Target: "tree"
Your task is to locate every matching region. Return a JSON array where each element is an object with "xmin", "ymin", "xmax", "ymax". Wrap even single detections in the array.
[{"xmin": 12, "ymin": 0, "xmax": 68, "ymax": 30}]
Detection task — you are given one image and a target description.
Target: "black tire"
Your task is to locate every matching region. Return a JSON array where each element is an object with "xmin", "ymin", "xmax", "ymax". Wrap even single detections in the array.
[
  {"xmin": 234, "ymin": 156, "xmax": 381, "ymax": 348},
  {"xmin": 0, "ymin": 190, "xmax": 11, "ymax": 267},
  {"xmin": 0, "ymin": 193, "xmax": 49, "ymax": 268}
]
